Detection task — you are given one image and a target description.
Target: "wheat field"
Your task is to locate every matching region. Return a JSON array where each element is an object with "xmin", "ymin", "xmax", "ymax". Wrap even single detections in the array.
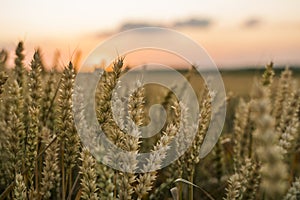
[{"xmin": 0, "ymin": 42, "xmax": 299, "ymax": 200}]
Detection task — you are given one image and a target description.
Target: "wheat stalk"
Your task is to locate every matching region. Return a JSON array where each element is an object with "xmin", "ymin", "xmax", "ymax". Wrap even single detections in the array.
[
  {"xmin": 40, "ymin": 128, "xmax": 60, "ymax": 199},
  {"xmin": 251, "ymin": 80, "xmax": 289, "ymax": 198},
  {"xmin": 79, "ymin": 148, "xmax": 99, "ymax": 200},
  {"xmin": 13, "ymin": 173, "xmax": 27, "ymax": 200},
  {"xmin": 284, "ymin": 177, "xmax": 300, "ymax": 200}
]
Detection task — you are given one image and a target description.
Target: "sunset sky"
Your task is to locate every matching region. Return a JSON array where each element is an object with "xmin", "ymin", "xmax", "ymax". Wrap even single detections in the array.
[{"xmin": 1, "ymin": 0, "xmax": 300, "ymax": 69}]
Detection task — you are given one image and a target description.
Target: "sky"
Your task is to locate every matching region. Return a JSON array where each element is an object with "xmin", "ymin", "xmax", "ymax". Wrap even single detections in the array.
[{"xmin": 0, "ymin": 0, "xmax": 300, "ymax": 69}]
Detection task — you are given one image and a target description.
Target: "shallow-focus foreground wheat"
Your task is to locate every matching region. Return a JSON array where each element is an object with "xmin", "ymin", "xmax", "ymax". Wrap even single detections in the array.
[{"xmin": 0, "ymin": 42, "xmax": 299, "ymax": 200}]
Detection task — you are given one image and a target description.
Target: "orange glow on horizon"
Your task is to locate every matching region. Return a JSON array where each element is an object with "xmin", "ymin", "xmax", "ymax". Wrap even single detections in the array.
[
  {"xmin": 1, "ymin": 0, "xmax": 300, "ymax": 69},
  {"xmin": 2, "ymin": 24, "xmax": 300, "ymax": 70}
]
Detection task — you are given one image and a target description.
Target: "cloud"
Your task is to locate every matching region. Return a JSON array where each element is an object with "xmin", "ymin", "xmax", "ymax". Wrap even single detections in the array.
[
  {"xmin": 119, "ymin": 18, "xmax": 213, "ymax": 31},
  {"xmin": 173, "ymin": 18, "xmax": 212, "ymax": 28},
  {"xmin": 95, "ymin": 17, "xmax": 214, "ymax": 37},
  {"xmin": 119, "ymin": 22, "xmax": 160, "ymax": 31},
  {"xmin": 243, "ymin": 18, "xmax": 261, "ymax": 28}
]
